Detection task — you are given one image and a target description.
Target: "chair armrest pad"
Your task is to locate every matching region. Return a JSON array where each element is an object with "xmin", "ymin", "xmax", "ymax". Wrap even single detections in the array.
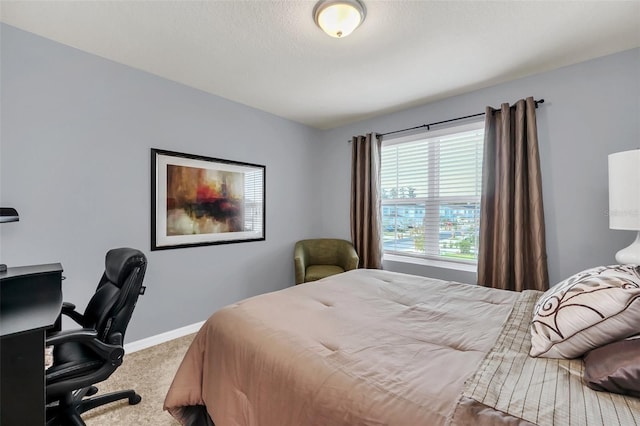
[
  {"xmin": 46, "ymin": 328, "xmax": 97, "ymax": 345},
  {"xmin": 46, "ymin": 329, "xmax": 124, "ymax": 364},
  {"xmin": 62, "ymin": 301, "xmax": 76, "ymax": 312}
]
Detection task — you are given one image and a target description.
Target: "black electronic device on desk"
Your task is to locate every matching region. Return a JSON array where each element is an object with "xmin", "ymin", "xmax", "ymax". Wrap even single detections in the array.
[
  {"xmin": 0, "ymin": 207, "xmax": 20, "ymax": 272},
  {"xmin": 0, "ymin": 263, "xmax": 63, "ymax": 426}
]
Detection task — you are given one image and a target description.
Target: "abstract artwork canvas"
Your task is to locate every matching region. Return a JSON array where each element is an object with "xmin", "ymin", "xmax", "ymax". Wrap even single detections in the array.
[{"xmin": 151, "ymin": 149, "xmax": 265, "ymax": 250}]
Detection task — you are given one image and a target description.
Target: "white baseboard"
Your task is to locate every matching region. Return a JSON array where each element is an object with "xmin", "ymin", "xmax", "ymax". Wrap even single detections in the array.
[{"xmin": 124, "ymin": 320, "xmax": 205, "ymax": 353}]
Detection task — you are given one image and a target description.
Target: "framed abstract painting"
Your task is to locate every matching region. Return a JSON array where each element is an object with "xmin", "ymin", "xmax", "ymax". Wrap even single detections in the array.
[{"xmin": 151, "ymin": 149, "xmax": 265, "ymax": 251}]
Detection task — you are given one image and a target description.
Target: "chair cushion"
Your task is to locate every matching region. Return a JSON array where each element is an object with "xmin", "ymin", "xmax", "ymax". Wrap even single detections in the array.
[
  {"xmin": 47, "ymin": 342, "xmax": 102, "ymax": 385},
  {"xmin": 305, "ymin": 265, "xmax": 345, "ymax": 282}
]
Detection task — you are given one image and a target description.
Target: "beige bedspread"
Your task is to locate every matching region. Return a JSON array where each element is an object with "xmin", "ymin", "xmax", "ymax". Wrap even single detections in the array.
[{"xmin": 164, "ymin": 269, "xmax": 522, "ymax": 425}]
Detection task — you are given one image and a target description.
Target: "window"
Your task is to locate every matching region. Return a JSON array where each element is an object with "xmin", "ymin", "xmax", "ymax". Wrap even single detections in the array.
[
  {"xmin": 244, "ymin": 169, "xmax": 264, "ymax": 233},
  {"xmin": 380, "ymin": 121, "xmax": 484, "ymax": 264}
]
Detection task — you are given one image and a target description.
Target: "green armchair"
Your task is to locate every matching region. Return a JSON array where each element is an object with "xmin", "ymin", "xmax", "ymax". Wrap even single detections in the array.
[{"xmin": 294, "ymin": 238, "xmax": 359, "ymax": 284}]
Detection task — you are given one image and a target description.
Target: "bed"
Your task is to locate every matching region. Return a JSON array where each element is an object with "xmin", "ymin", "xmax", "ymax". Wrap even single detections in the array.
[{"xmin": 164, "ymin": 268, "xmax": 640, "ymax": 426}]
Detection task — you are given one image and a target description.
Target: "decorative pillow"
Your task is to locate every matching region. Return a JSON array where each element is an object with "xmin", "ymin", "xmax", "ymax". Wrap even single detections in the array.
[
  {"xmin": 529, "ymin": 265, "xmax": 640, "ymax": 359},
  {"xmin": 584, "ymin": 336, "xmax": 640, "ymax": 398}
]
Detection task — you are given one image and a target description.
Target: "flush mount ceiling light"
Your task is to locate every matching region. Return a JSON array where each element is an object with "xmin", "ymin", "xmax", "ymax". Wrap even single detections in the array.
[{"xmin": 313, "ymin": 0, "xmax": 366, "ymax": 38}]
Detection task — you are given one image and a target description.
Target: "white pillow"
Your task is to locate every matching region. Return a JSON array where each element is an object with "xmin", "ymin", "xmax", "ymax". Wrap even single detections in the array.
[{"xmin": 530, "ymin": 265, "xmax": 640, "ymax": 359}]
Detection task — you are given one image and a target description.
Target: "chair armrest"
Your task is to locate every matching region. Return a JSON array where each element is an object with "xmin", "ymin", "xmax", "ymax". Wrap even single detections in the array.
[
  {"xmin": 338, "ymin": 242, "xmax": 360, "ymax": 271},
  {"xmin": 46, "ymin": 329, "xmax": 125, "ymax": 366},
  {"xmin": 294, "ymin": 242, "xmax": 308, "ymax": 285},
  {"xmin": 49, "ymin": 301, "xmax": 84, "ymax": 334},
  {"xmin": 61, "ymin": 301, "xmax": 85, "ymax": 325},
  {"xmin": 62, "ymin": 301, "xmax": 76, "ymax": 312}
]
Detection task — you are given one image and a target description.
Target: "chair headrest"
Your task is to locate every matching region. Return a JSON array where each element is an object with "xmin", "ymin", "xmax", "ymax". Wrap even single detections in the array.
[{"xmin": 105, "ymin": 248, "xmax": 147, "ymax": 287}]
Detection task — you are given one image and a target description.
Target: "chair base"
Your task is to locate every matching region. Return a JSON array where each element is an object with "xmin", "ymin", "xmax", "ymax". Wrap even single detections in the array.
[{"xmin": 46, "ymin": 385, "xmax": 142, "ymax": 426}]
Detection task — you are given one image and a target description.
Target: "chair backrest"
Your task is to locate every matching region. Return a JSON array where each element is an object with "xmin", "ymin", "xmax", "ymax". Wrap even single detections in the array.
[
  {"xmin": 82, "ymin": 248, "xmax": 147, "ymax": 344},
  {"xmin": 298, "ymin": 239, "xmax": 351, "ymax": 265}
]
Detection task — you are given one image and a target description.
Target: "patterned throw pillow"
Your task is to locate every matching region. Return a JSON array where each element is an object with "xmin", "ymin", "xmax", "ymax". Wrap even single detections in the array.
[{"xmin": 529, "ymin": 265, "xmax": 640, "ymax": 359}]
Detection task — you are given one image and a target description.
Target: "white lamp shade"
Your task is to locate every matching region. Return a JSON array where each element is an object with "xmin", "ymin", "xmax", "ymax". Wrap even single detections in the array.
[
  {"xmin": 608, "ymin": 149, "xmax": 640, "ymax": 231},
  {"xmin": 314, "ymin": 0, "xmax": 366, "ymax": 38}
]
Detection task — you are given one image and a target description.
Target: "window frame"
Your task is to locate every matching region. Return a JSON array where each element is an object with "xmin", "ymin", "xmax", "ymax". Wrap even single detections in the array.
[{"xmin": 380, "ymin": 120, "xmax": 485, "ymax": 267}]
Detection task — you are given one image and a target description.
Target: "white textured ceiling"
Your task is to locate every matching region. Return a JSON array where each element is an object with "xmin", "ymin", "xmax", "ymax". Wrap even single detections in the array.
[{"xmin": 1, "ymin": 1, "xmax": 639, "ymax": 129}]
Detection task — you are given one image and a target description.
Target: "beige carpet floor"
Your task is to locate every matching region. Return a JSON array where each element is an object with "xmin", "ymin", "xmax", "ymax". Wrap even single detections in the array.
[{"xmin": 81, "ymin": 332, "xmax": 196, "ymax": 425}]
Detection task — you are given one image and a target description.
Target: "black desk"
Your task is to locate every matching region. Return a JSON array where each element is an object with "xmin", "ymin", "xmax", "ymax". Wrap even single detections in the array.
[{"xmin": 0, "ymin": 263, "xmax": 63, "ymax": 426}]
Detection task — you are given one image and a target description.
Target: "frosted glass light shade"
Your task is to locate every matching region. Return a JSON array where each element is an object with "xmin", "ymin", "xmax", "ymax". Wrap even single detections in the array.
[
  {"xmin": 608, "ymin": 149, "xmax": 640, "ymax": 264},
  {"xmin": 314, "ymin": 0, "xmax": 366, "ymax": 38}
]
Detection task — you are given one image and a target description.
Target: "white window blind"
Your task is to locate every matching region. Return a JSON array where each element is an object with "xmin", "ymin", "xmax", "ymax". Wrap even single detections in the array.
[
  {"xmin": 381, "ymin": 121, "xmax": 484, "ymax": 264},
  {"xmin": 244, "ymin": 169, "xmax": 264, "ymax": 233}
]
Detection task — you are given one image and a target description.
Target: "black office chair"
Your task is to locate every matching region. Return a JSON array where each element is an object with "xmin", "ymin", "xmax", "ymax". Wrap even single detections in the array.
[{"xmin": 45, "ymin": 248, "xmax": 147, "ymax": 426}]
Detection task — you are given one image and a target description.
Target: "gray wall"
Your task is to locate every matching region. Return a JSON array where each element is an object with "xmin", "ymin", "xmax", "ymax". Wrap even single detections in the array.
[
  {"xmin": 317, "ymin": 48, "xmax": 640, "ymax": 286},
  {"xmin": 0, "ymin": 24, "xmax": 322, "ymax": 342},
  {"xmin": 2, "ymin": 23, "xmax": 639, "ymax": 342}
]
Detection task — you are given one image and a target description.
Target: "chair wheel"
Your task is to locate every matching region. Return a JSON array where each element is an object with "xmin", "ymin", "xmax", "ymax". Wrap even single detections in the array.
[
  {"xmin": 129, "ymin": 394, "xmax": 142, "ymax": 405},
  {"xmin": 86, "ymin": 386, "xmax": 99, "ymax": 396}
]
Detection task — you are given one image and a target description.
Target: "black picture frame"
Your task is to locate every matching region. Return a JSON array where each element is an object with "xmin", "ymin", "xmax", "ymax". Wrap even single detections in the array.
[{"xmin": 151, "ymin": 148, "xmax": 265, "ymax": 251}]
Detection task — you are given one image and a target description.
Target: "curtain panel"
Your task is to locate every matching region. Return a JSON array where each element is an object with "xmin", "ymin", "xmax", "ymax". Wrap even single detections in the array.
[
  {"xmin": 350, "ymin": 133, "xmax": 383, "ymax": 269},
  {"xmin": 477, "ymin": 97, "xmax": 549, "ymax": 291}
]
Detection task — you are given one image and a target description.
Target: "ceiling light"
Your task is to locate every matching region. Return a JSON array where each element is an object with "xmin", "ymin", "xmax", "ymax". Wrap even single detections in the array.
[{"xmin": 313, "ymin": 0, "xmax": 366, "ymax": 38}]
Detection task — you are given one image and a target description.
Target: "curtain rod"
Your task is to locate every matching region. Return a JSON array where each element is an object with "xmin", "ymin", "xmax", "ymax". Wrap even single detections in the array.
[{"xmin": 376, "ymin": 98, "xmax": 545, "ymax": 139}]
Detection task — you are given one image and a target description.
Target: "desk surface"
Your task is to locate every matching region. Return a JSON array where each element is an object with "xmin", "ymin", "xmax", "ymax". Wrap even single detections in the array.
[{"xmin": 0, "ymin": 263, "xmax": 63, "ymax": 337}]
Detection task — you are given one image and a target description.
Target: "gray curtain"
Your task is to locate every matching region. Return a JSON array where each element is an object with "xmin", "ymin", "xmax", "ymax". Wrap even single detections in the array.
[
  {"xmin": 350, "ymin": 133, "xmax": 383, "ymax": 269},
  {"xmin": 477, "ymin": 97, "xmax": 549, "ymax": 291}
]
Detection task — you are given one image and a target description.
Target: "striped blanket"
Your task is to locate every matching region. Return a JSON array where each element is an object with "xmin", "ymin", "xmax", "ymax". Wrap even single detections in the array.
[{"xmin": 456, "ymin": 290, "xmax": 640, "ymax": 426}]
